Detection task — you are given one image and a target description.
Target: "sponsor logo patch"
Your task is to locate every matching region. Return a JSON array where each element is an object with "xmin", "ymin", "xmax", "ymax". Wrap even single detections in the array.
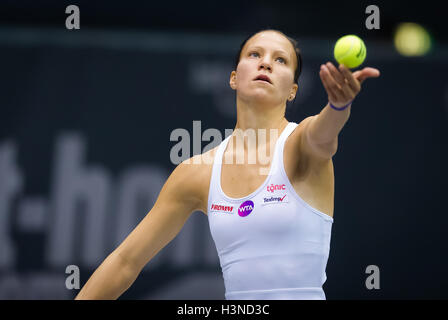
[
  {"xmin": 238, "ymin": 200, "xmax": 254, "ymax": 217},
  {"xmin": 262, "ymin": 194, "xmax": 288, "ymax": 205},
  {"xmin": 210, "ymin": 203, "xmax": 234, "ymax": 213},
  {"xmin": 266, "ymin": 183, "xmax": 286, "ymax": 193}
]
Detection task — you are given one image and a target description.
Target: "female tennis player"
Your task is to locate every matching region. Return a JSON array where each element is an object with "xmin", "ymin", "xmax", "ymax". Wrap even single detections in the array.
[{"xmin": 75, "ymin": 29, "xmax": 380, "ymax": 300}]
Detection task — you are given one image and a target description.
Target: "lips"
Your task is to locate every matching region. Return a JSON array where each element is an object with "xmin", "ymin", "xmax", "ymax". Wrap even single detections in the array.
[{"xmin": 254, "ymin": 74, "xmax": 272, "ymax": 84}]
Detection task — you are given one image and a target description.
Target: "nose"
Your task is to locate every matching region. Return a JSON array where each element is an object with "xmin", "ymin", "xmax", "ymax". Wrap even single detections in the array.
[{"xmin": 259, "ymin": 58, "xmax": 272, "ymax": 72}]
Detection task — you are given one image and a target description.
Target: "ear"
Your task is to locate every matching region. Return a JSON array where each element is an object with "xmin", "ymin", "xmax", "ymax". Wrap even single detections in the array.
[
  {"xmin": 229, "ymin": 71, "xmax": 237, "ymax": 90},
  {"xmin": 288, "ymin": 83, "xmax": 299, "ymax": 101}
]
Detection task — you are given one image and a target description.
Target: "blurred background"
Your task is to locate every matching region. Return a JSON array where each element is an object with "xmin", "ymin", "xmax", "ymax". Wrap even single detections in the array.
[{"xmin": 0, "ymin": 0, "xmax": 446, "ymax": 299}]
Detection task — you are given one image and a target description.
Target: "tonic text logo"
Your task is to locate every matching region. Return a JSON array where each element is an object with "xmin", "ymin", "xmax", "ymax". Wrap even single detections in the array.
[{"xmin": 267, "ymin": 184, "xmax": 286, "ymax": 193}]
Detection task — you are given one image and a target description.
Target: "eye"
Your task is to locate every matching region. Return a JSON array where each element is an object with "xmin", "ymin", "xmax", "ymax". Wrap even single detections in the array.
[
  {"xmin": 276, "ymin": 57, "xmax": 286, "ymax": 64},
  {"xmin": 249, "ymin": 52, "xmax": 260, "ymax": 58}
]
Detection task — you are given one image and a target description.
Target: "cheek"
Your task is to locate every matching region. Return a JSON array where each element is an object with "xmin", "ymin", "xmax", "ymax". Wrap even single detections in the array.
[
  {"xmin": 279, "ymin": 71, "xmax": 295, "ymax": 91},
  {"xmin": 236, "ymin": 63, "xmax": 253, "ymax": 85}
]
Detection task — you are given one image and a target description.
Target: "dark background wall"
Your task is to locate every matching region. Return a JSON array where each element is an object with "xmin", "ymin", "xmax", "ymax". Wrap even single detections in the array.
[{"xmin": 0, "ymin": 0, "xmax": 446, "ymax": 299}]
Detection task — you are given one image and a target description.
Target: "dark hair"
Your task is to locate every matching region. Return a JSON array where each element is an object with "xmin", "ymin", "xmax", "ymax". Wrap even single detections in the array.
[{"xmin": 233, "ymin": 29, "xmax": 303, "ymax": 84}]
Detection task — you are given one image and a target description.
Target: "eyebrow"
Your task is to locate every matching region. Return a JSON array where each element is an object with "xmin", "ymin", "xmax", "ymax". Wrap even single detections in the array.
[{"xmin": 247, "ymin": 46, "xmax": 290, "ymax": 58}]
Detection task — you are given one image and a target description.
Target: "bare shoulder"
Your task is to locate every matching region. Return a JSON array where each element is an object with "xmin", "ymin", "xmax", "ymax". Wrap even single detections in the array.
[{"xmin": 176, "ymin": 146, "xmax": 219, "ymax": 215}]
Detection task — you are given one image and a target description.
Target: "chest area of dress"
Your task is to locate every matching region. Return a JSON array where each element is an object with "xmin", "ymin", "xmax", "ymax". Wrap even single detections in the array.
[
  {"xmin": 220, "ymin": 161, "xmax": 275, "ymax": 199},
  {"xmin": 209, "ymin": 175, "xmax": 299, "ymax": 233}
]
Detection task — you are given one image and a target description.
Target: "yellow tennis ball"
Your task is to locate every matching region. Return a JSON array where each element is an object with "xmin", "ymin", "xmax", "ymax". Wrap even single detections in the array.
[{"xmin": 334, "ymin": 35, "xmax": 366, "ymax": 68}]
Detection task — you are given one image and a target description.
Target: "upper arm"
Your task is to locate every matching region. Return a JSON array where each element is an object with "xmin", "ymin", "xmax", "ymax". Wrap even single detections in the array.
[
  {"xmin": 113, "ymin": 159, "xmax": 205, "ymax": 273},
  {"xmin": 300, "ymin": 116, "xmax": 338, "ymax": 160}
]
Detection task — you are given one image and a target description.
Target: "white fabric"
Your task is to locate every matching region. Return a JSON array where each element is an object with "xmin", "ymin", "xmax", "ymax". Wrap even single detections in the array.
[{"xmin": 207, "ymin": 122, "xmax": 334, "ymax": 300}]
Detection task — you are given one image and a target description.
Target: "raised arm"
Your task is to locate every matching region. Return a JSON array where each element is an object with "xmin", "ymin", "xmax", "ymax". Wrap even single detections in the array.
[
  {"xmin": 301, "ymin": 63, "xmax": 380, "ymax": 159},
  {"xmin": 75, "ymin": 157, "xmax": 208, "ymax": 300}
]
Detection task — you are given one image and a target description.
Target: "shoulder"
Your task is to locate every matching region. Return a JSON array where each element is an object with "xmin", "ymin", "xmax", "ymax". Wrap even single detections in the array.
[{"xmin": 173, "ymin": 145, "xmax": 219, "ymax": 214}]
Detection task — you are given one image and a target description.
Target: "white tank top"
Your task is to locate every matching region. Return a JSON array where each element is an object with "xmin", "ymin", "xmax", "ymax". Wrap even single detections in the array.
[{"xmin": 207, "ymin": 122, "xmax": 333, "ymax": 300}]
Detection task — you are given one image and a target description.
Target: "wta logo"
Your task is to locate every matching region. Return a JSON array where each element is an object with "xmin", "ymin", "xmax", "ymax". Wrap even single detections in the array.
[{"xmin": 238, "ymin": 200, "xmax": 254, "ymax": 217}]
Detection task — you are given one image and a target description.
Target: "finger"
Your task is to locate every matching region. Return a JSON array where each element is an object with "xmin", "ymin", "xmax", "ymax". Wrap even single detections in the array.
[
  {"xmin": 319, "ymin": 68, "xmax": 338, "ymax": 102},
  {"xmin": 339, "ymin": 64, "xmax": 361, "ymax": 93},
  {"xmin": 320, "ymin": 66, "xmax": 344, "ymax": 101},
  {"xmin": 320, "ymin": 65, "xmax": 345, "ymax": 101},
  {"xmin": 319, "ymin": 69, "xmax": 338, "ymax": 102},
  {"xmin": 327, "ymin": 63, "xmax": 357, "ymax": 99},
  {"xmin": 352, "ymin": 70, "xmax": 362, "ymax": 79},
  {"xmin": 326, "ymin": 62, "xmax": 345, "ymax": 86},
  {"xmin": 354, "ymin": 67, "xmax": 381, "ymax": 84}
]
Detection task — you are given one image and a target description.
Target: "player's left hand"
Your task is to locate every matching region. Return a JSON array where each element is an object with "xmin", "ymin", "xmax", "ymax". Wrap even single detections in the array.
[{"xmin": 319, "ymin": 62, "xmax": 380, "ymax": 108}]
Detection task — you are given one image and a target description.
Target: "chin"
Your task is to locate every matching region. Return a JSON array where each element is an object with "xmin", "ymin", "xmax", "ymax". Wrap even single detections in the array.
[
  {"xmin": 238, "ymin": 89, "xmax": 278, "ymax": 105},
  {"xmin": 252, "ymin": 91, "xmax": 278, "ymax": 103}
]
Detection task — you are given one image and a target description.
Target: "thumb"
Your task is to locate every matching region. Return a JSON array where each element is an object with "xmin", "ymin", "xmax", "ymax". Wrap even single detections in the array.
[{"xmin": 353, "ymin": 67, "xmax": 380, "ymax": 84}]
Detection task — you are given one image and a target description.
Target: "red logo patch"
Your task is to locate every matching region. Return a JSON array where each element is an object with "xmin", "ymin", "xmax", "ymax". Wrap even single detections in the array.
[{"xmin": 210, "ymin": 204, "xmax": 234, "ymax": 213}]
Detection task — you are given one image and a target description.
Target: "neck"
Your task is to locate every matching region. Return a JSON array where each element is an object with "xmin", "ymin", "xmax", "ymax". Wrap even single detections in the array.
[
  {"xmin": 234, "ymin": 96, "xmax": 289, "ymax": 133},
  {"xmin": 229, "ymin": 97, "xmax": 290, "ymax": 156}
]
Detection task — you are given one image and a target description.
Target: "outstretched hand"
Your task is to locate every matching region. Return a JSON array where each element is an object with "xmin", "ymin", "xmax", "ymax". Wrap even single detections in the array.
[{"xmin": 319, "ymin": 62, "xmax": 380, "ymax": 108}]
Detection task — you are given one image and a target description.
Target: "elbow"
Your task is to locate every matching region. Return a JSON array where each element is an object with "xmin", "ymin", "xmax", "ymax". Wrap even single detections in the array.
[
  {"xmin": 315, "ymin": 138, "xmax": 338, "ymax": 159},
  {"xmin": 328, "ymin": 138, "xmax": 338, "ymax": 157},
  {"xmin": 75, "ymin": 251, "xmax": 140, "ymax": 300}
]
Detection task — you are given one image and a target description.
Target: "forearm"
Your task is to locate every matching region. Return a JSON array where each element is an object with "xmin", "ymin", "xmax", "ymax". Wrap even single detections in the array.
[
  {"xmin": 75, "ymin": 251, "xmax": 140, "ymax": 300},
  {"xmin": 308, "ymin": 102, "xmax": 351, "ymax": 144}
]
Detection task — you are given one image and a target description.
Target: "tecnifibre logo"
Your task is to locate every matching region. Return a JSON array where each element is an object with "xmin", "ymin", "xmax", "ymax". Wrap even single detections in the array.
[{"xmin": 238, "ymin": 200, "xmax": 254, "ymax": 217}]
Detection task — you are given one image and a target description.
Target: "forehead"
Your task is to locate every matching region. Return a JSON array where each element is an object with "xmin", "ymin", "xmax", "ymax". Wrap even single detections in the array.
[{"xmin": 242, "ymin": 31, "xmax": 297, "ymax": 66}]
